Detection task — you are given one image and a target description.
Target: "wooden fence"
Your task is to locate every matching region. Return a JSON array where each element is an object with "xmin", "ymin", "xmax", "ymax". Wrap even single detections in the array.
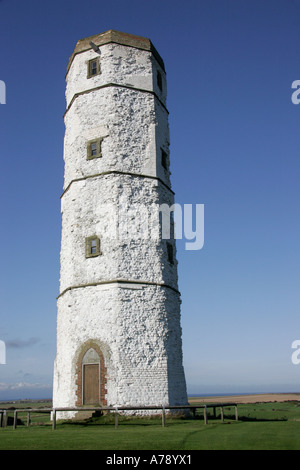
[{"xmin": 0, "ymin": 403, "xmax": 238, "ymax": 430}]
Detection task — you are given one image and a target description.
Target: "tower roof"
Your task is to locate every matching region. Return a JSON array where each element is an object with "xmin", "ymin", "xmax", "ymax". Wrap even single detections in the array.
[{"xmin": 66, "ymin": 30, "xmax": 165, "ymax": 75}]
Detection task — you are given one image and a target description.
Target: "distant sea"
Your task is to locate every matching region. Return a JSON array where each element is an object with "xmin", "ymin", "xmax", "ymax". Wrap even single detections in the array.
[
  {"xmin": 188, "ymin": 391, "xmax": 300, "ymax": 397},
  {"xmin": 189, "ymin": 393, "xmax": 255, "ymax": 397}
]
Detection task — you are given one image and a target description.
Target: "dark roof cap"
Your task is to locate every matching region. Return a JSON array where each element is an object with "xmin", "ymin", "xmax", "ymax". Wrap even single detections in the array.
[{"xmin": 66, "ymin": 30, "xmax": 165, "ymax": 75}]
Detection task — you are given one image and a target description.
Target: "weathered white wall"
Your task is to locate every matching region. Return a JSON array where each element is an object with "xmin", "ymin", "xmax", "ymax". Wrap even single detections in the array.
[
  {"xmin": 59, "ymin": 175, "xmax": 178, "ymax": 293},
  {"xmin": 65, "ymin": 43, "xmax": 167, "ymax": 108},
  {"xmin": 63, "ymin": 87, "xmax": 159, "ymax": 188},
  {"xmin": 53, "ymin": 283, "xmax": 186, "ymax": 414}
]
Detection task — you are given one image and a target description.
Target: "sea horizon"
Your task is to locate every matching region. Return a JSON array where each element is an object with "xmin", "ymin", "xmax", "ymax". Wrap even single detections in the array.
[{"xmin": 1, "ymin": 390, "xmax": 300, "ymax": 403}]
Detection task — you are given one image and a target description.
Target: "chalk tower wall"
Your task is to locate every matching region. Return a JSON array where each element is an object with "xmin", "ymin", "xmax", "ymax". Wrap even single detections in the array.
[{"xmin": 53, "ymin": 30, "xmax": 188, "ymax": 416}]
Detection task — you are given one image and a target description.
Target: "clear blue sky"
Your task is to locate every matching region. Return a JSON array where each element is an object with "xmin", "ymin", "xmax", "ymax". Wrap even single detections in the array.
[{"xmin": 0, "ymin": 0, "xmax": 300, "ymax": 399}]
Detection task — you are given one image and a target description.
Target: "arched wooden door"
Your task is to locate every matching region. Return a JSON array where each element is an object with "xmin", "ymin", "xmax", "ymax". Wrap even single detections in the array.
[{"xmin": 82, "ymin": 348, "xmax": 100, "ymax": 405}]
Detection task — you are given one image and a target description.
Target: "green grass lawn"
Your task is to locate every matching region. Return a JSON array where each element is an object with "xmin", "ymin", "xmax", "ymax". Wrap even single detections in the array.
[{"xmin": 1, "ymin": 401, "xmax": 300, "ymax": 450}]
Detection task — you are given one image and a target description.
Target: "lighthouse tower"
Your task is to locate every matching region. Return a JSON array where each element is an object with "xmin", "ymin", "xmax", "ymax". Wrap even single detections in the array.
[{"xmin": 53, "ymin": 30, "xmax": 188, "ymax": 415}]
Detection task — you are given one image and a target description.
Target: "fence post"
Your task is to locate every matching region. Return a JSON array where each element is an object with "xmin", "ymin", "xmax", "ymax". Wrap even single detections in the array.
[
  {"xmin": 235, "ymin": 405, "xmax": 238, "ymax": 421},
  {"xmin": 204, "ymin": 406, "xmax": 207, "ymax": 425},
  {"xmin": 220, "ymin": 407, "xmax": 224, "ymax": 422},
  {"xmin": 115, "ymin": 408, "xmax": 118, "ymax": 429},
  {"xmin": 162, "ymin": 406, "xmax": 166, "ymax": 427},
  {"xmin": 27, "ymin": 412, "xmax": 31, "ymax": 427},
  {"xmin": 3, "ymin": 411, "xmax": 7, "ymax": 428},
  {"xmin": 13, "ymin": 410, "xmax": 17, "ymax": 429},
  {"xmin": 52, "ymin": 409, "xmax": 56, "ymax": 430}
]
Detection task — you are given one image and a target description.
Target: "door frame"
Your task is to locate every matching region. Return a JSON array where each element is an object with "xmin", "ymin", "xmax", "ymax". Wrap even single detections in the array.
[
  {"xmin": 75, "ymin": 340, "xmax": 108, "ymax": 407},
  {"xmin": 82, "ymin": 362, "xmax": 100, "ymax": 405}
]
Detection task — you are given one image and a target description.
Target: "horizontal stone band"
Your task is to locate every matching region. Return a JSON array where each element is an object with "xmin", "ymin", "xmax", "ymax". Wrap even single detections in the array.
[
  {"xmin": 61, "ymin": 170, "xmax": 174, "ymax": 198},
  {"xmin": 57, "ymin": 279, "xmax": 180, "ymax": 299},
  {"xmin": 64, "ymin": 82, "xmax": 169, "ymax": 118}
]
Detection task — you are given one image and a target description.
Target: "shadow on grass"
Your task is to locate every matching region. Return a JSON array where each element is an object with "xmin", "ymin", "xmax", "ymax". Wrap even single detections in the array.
[
  {"xmin": 207, "ymin": 413, "xmax": 288, "ymax": 423},
  {"xmin": 61, "ymin": 412, "xmax": 167, "ymax": 427},
  {"xmin": 57, "ymin": 410, "xmax": 289, "ymax": 428}
]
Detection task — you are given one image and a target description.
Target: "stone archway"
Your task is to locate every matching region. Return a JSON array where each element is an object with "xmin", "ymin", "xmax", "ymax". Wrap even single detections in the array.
[
  {"xmin": 82, "ymin": 348, "xmax": 100, "ymax": 405},
  {"xmin": 75, "ymin": 341, "xmax": 107, "ymax": 406}
]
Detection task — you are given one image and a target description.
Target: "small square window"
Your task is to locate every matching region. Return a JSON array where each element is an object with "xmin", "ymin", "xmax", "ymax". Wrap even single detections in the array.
[
  {"xmin": 166, "ymin": 242, "xmax": 174, "ymax": 264},
  {"xmin": 161, "ymin": 149, "xmax": 168, "ymax": 170},
  {"xmin": 87, "ymin": 57, "xmax": 100, "ymax": 78},
  {"xmin": 85, "ymin": 236, "xmax": 101, "ymax": 258},
  {"xmin": 157, "ymin": 70, "xmax": 162, "ymax": 91},
  {"xmin": 90, "ymin": 239, "xmax": 97, "ymax": 254},
  {"xmin": 91, "ymin": 61, "xmax": 97, "ymax": 75},
  {"xmin": 91, "ymin": 142, "xmax": 98, "ymax": 156},
  {"xmin": 87, "ymin": 138, "xmax": 103, "ymax": 160}
]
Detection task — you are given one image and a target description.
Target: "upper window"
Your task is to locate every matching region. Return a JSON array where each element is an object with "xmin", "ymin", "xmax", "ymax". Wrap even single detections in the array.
[
  {"xmin": 87, "ymin": 138, "xmax": 103, "ymax": 160},
  {"xmin": 85, "ymin": 236, "xmax": 101, "ymax": 258},
  {"xmin": 157, "ymin": 70, "xmax": 162, "ymax": 91},
  {"xmin": 87, "ymin": 57, "xmax": 100, "ymax": 78},
  {"xmin": 161, "ymin": 148, "xmax": 168, "ymax": 170},
  {"xmin": 166, "ymin": 242, "xmax": 174, "ymax": 264}
]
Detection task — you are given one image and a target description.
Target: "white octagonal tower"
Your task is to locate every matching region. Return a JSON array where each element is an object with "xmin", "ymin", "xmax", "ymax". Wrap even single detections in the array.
[{"xmin": 53, "ymin": 30, "xmax": 188, "ymax": 415}]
